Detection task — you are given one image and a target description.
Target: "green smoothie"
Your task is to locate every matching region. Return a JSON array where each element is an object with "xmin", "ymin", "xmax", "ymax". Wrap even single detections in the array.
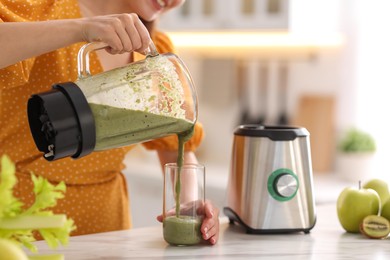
[
  {"xmin": 87, "ymin": 70, "xmax": 200, "ymax": 245},
  {"xmin": 90, "ymin": 103, "xmax": 202, "ymax": 246},
  {"xmin": 163, "ymin": 215, "xmax": 202, "ymax": 246},
  {"xmin": 89, "ymin": 103, "xmax": 194, "ymax": 150},
  {"xmin": 163, "ymin": 126, "xmax": 203, "ymax": 246},
  {"xmin": 174, "ymin": 126, "xmax": 194, "ymax": 218}
]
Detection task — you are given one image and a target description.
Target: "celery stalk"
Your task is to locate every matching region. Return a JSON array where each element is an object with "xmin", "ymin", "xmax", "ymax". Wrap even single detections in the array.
[
  {"xmin": 0, "ymin": 215, "xmax": 66, "ymax": 230},
  {"xmin": 28, "ymin": 254, "xmax": 64, "ymax": 260},
  {"xmin": 0, "ymin": 155, "xmax": 76, "ymax": 254}
]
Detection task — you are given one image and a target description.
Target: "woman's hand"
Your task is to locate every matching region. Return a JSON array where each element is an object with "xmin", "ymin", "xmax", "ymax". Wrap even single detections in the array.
[
  {"xmin": 199, "ymin": 200, "xmax": 220, "ymax": 245},
  {"xmin": 0, "ymin": 13, "xmax": 151, "ymax": 68},
  {"xmin": 157, "ymin": 200, "xmax": 220, "ymax": 245},
  {"xmin": 79, "ymin": 13, "xmax": 151, "ymax": 54}
]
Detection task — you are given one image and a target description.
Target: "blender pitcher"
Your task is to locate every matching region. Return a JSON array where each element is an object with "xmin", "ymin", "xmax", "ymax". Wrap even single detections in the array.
[{"xmin": 27, "ymin": 42, "xmax": 198, "ymax": 161}]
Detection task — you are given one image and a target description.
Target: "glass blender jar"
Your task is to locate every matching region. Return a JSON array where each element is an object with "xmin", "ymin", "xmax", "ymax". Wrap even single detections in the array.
[{"xmin": 27, "ymin": 42, "xmax": 197, "ymax": 161}]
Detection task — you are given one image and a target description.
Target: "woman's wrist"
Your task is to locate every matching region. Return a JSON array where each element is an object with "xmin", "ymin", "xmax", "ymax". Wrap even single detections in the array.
[
  {"xmin": 55, "ymin": 19, "xmax": 87, "ymax": 46},
  {"xmin": 0, "ymin": 19, "xmax": 85, "ymax": 68}
]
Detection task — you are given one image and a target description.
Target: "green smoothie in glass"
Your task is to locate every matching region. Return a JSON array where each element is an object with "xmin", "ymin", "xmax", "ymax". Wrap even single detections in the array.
[
  {"xmin": 163, "ymin": 215, "xmax": 202, "ymax": 246},
  {"xmin": 162, "ymin": 128, "xmax": 205, "ymax": 246}
]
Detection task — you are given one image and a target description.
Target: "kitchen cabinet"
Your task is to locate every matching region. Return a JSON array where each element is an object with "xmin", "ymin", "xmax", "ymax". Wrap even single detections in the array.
[
  {"xmin": 159, "ymin": 0, "xmax": 289, "ymax": 31},
  {"xmin": 32, "ymin": 204, "xmax": 390, "ymax": 259}
]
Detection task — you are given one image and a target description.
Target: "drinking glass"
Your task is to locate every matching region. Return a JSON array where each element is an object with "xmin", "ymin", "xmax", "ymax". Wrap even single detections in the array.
[{"xmin": 163, "ymin": 163, "xmax": 205, "ymax": 246}]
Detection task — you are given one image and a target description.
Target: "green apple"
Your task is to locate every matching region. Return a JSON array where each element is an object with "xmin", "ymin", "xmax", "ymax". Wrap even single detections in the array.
[
  {"xmin": 381, "ymin": 198, "xmax": 390, "ymax": 221},
  {"xmin": 0, "ymin": 239, "xmax": 28, "ymax": 260},
  {"xmin": 363, "ymin": 179, "xmax": 390, "ymax": 205},
  {"xmin": 337, "ymin": 186, "xmax": 380, "ymax": 233}
]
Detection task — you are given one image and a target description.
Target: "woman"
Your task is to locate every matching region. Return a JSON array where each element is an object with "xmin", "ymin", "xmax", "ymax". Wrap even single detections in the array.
[{"xmin": 0, "ymin": 0, "xmax": 219, "ymax": 245}]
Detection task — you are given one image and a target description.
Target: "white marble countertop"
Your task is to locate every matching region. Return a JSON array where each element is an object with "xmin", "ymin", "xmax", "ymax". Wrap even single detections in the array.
[{"xmin": 32, "ymin": 203, "xmax": 390, "ymax": 260}]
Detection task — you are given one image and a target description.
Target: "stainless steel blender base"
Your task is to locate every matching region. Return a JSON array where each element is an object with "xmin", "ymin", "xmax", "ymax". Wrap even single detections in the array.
[{"xmin": 223, "ymin": 207, "xmax": 316, "ymax": 234}]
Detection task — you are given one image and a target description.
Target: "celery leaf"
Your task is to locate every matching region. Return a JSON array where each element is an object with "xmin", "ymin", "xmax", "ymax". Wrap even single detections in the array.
[{"xmin": 0, "ymin": 154, "xmax": 76, "ymax": 253}]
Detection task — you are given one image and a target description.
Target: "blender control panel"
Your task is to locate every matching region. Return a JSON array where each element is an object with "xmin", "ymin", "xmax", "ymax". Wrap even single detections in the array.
[{"xmin": 267, "ymin": 168, "xmax": 299, "ymax": 201}]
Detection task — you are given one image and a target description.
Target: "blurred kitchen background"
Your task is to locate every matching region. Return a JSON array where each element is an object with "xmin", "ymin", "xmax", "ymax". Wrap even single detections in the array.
[{"xmin": 124, "ymin": 0, "xmax": 390, "ymax": 227}]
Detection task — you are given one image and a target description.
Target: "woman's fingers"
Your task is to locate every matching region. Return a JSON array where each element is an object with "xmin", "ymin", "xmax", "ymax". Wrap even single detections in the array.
[
  {"xmin": 201, "ymin": 213, "xmax": 217, "ymax": 236},
  {"xmin": 201, "ymin": 200, "xmax": 220, "ymax": 245},
  {"xmin": 201, "ymin": 216, "xmax": 219, "ymax": 244},
  {"xmin": 133, "ymin": 17, "xmax": 151, "ymax": 52},
  {"xmin": 113, "ymin": 16, "xmax": 133, "ymax": 53},
  {"xmin": 80, "ymin": 13, "xmax": 151, "ymax": 54},
  {"xmin": 203, "ymin": 224, "xmax": 219, "ymax": 244},
  {"xmin": 123, "ymin": 18, "xmax": 140, "ymax": 52}
]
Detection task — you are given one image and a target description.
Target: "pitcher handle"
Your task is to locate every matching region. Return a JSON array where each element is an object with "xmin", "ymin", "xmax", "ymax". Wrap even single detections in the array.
[{"xmin": 77, "ymin": 41, "xmax": 159, "ymax": 78}]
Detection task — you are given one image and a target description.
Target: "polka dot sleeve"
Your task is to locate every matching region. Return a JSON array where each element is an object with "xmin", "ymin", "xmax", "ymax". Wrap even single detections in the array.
[
  {"xmin": 0, "ymin": 0, "xmax": 59, "ymax": 89},
  {"xmin": 0, "ymin": 59, "xmax": 36, "ymax": 89}
]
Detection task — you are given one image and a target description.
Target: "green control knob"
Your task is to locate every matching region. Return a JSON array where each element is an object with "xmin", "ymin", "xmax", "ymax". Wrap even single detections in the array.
[{"xmin": 267, "ymin": 168, "xmax": 299, "ymax": 201}]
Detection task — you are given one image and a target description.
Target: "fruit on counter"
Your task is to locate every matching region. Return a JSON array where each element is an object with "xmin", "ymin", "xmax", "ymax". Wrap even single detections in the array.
[
  {"xmin": 359, "ymin": 215, "xmax": 390, "ymax": 239},
  {"xmin": 337, "ymin": 182, "xmax": 380, "ymax": 233},
  {"xmin": 363, "ymin": 179, "xmax": 390, "ymax": 206},
  {"xmin": 381, "ymin": 198, "xmax": 390, "ymax": 221},
  {"xmin": 0, "ymin": 238, "xmax": 28, "ymax": 260}
]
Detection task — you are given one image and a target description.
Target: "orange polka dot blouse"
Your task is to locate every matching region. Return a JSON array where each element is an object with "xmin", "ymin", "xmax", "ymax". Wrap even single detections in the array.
[{"xmin": 0, "ymin": 0, "xmax": 203, "ymax": 236}]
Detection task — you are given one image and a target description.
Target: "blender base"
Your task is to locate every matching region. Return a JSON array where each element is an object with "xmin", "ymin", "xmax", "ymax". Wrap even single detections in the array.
[{"xmin": 223, "ymin": 207, "xmax": 315, "ymax": 234}]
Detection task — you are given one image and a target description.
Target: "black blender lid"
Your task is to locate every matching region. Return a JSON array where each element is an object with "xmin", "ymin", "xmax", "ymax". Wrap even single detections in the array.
[
  {"xmin": 234, "ymin": 125, "xmax": 309, "ymax": 141},
  {"xmin": 27, "ymin": 82, "xmax": 96, "ymax": 161}
]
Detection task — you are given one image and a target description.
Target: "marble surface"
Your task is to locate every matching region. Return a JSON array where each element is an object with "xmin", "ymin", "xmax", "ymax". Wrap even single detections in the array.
[{"xmin": 31, "ymin": 203, "xmax": 390, "ymax": 260}]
